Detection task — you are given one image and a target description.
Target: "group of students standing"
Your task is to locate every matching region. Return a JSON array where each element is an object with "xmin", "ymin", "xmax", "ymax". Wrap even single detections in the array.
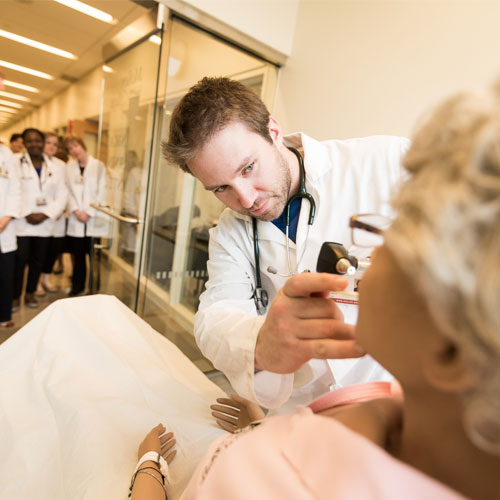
[{"xmin": 0, "ymin": 129, "xmax": 108, "ymax": 328}]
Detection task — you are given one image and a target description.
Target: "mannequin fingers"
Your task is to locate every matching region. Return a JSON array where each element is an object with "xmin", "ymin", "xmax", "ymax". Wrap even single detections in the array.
[
  {"xmin": 211, "ymin": 410, "xmax": 239, "ymax": 424},
  {"xmin": 215, "ymin": 418, "xmax": 238, "ymax": 433},
  {"xmin": 214, "ymin": 397, "xmax": 243, "ymax": 409},
  {"xmin": 210, "ymin": 404, "xmax": 240, "ymax": 417}
]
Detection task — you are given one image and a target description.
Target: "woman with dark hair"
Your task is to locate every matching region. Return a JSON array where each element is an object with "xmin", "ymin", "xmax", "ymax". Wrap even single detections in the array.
[
  {"xmin": 35, "ymin": 132, "xmax": 67, "ymax": 295},
  {"xmin": 12, "ymin": 128, "xmax": 68, "ymax": 310}
]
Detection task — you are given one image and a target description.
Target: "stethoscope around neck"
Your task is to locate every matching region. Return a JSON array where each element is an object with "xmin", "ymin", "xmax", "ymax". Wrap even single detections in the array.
[{"xmin": 252, "ymin": 146, "xmax": 316, "ymax": 315}]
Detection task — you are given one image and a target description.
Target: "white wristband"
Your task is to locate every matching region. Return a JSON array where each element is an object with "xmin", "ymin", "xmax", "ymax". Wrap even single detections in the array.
[{"xmin": 135, "ymin": 451, "xmax": 171, "ymax": 483}]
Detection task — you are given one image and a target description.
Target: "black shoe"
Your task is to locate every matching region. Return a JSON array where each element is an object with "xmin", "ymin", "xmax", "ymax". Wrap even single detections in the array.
[{"xmin": 68, "ymin": 290, "xmax": 84, "ymax": 297}]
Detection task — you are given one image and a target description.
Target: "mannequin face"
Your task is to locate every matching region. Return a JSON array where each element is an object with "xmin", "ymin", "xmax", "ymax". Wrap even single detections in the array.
[
  {"xmin": 355, "ymin": 245, "xmax": 442, "ymax": 390},
  {"xmin": 187, "ymin": 119, "xmax": 292, "ymax": 221}
]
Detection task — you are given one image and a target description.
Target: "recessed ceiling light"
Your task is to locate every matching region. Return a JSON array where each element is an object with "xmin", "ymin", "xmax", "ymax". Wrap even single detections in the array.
[
  {"xmin": 0, "ymin": 60, "xmax": 54, "ymax": 80},
  {"xmin": 54, "ymin": 0, "xmax": 116, "ymax": 24},
  {"xmin": 149, "ymin": 35, "xmax": 161, "ymax": 45},
  {"xmin": 0, "ymin": 90, "xmax": 30, "ymax": 102},
  {"xmin": 2, "ymin": 80, "xmax": 39, "ymax": 93},
  {"xmin": 0, "ymin": 106, "xmax": 17, "ymax": 114},
  {"xmin": 0, "ymin": 29, "xmax": 77, "ymax": 60},
  {"xmin": 102, "ymin": 65, "xmax": 114, "ymax": 73},
  {"xmin": 0, "ymin": 99, "xmax": 22, "ymax": 109}
]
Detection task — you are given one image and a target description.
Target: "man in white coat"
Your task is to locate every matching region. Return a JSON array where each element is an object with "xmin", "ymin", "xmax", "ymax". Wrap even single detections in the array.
[
  {"xmin": 64, "ymin": 135, "xmax": 109, "ymax": 296},
  {"xmin": 163, "ymin": 77, "xmax": 409, "ymax": 411}
]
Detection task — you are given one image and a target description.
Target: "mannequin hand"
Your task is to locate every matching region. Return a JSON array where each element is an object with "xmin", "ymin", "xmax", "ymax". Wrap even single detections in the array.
[
  {"xmin": 255, "ymin": 273, "xmax": 364, "ymax": 373},
  {"xmin": 138, "ymin": 424, "xmax": 176, "ymax": 463},
  {"xmin": 74, "ymin": 210, "xmax": 90, "ymax": 223},
  {"xmin": 26, "ymin": 213, "xmax": 48, "ymax": 225},
  {"xmin": 0, "ymin": 215, "xmax": 11, "ymax": 233},
  {"xmin": 210, "ymin": 395, "xmax": 266, "ymax": 432}
]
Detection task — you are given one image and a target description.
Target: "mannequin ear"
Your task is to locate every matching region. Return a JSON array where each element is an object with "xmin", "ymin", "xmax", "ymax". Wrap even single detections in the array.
[
  {"xmin": 422, "ymin": 336, "xmax": 478, "ymax": 393},
  {"xmin": 267, "ymin": 116, "xmax": 283, "ymax": 145}
]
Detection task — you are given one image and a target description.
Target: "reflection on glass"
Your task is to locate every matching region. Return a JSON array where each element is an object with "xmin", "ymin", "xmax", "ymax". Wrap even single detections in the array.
[
  {"xmin": 97, "ymin": 32, "xmax": 161, "ymax": 307},
  {"xmin": 144, "ymin": 18, "xmax": 278, "ymax": 319}
]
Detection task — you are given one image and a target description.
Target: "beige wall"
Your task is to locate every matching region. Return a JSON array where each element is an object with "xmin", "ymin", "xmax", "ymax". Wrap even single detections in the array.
[
  {"xmin": 274, "ymin": 0, "xmax": 500, "ymax": 140},
  {"xmin": 161, "ymin": 0, "xmax": 299, "ymax": 56}
]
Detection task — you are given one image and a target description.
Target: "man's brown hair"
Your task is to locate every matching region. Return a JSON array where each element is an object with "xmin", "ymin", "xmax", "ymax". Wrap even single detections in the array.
[{"xmin": 162, "ymin": 77, "xmax": 272, "ymax": 172}]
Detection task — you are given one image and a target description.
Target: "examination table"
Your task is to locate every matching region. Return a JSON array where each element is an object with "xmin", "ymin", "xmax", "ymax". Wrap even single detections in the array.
[{"xmin": 0, "ymin": 295, "xmax": 226, "ymax": 499}]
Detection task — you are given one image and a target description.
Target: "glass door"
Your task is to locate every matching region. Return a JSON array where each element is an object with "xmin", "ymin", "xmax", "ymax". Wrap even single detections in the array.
[
  {"xmin": 91, "ymin": 27, "xmax": 164, "ymax": 310},
  {"xmin": 137, "ymin": 18, "xmax": 279, "ymax": 369}
]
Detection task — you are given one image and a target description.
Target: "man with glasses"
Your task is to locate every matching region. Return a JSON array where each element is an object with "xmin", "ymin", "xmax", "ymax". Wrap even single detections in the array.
[{"xmin": 164, "ymin": 77, "xmax": 408, "ymax": 411}]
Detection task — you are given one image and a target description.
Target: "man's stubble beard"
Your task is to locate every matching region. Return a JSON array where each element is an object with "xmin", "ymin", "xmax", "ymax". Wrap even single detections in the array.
[{"xmin": 252, "ymin": 147, "xmax": 291, "ymax": 222}]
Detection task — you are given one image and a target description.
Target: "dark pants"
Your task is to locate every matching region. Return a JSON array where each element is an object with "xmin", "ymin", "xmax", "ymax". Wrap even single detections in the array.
[
  {"xmin": 68, "ymin": 236, "xmax": 91, "ymax": 294},
  {"xmin": 42, "ymin": 237, "xmax": 64, "ymax": 274},
  {"xmin": 13, "ymin": 236, "xmax": 50, "ymax": 299},
  {"xmin": 0, "ymin": 250, "xmax": 15, "ymax": 322}
]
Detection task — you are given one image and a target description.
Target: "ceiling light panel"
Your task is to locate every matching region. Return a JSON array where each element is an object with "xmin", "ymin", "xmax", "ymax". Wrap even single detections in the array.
[
  {"xmin": 0, "ymin": 60, "xmax": 54, "ymax": 80},
  {"xmin": 0, "ymin": 90, "xmax": 30, "ymax": 102},
  {"xmin": 0, "ymin": 99, "xmax": 23, "ymax": 109},
  {"xmin": 0, "ymin": 106, "xmax": 17, "ymax": 114},
  {"xmin": 0, "ymin": 29, "xmax": 77, "ymax": 60},
  {"xmin": 2, "ymin": 80, "xmax": 40, "ymax": 93},
  {"xmin": 53, "ymin": 0, "xmax": 116, "ymax": 24}
]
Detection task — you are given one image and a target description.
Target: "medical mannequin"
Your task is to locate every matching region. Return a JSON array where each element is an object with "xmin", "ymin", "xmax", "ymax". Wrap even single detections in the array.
[
  {"xmin": 133, "ymin": 86, "xmax": 500, "ymax": 500},
  {"xmin": 12, "ymin": 129, "xmax": 68, "ymax": 310},
  {"xmin": 0, "ymin": 145, "xmax": 21, "ymax": 327},
  {"xmin": 164, "ymin": 77, "xmax": 409, "ymax": 410}
]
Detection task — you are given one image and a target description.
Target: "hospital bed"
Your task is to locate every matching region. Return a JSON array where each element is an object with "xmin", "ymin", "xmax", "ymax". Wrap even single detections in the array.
[{"xmin": 0, "ymin": 295, "xmax": 227, "ymax": 499}]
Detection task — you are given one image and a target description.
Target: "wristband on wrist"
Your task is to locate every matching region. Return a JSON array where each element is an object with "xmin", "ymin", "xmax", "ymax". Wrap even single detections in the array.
[{"xmin": 134, "ymin": 451, "xmax": 171, "ymax": 483}]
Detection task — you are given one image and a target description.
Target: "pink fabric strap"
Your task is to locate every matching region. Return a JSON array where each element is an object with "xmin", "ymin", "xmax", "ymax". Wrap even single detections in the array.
[{"xmin": 308, "ymin": 381, "xmax": 393, "ymax": 413}]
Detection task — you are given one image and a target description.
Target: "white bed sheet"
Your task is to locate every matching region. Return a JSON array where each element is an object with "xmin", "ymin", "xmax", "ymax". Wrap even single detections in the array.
[{"xmin": 0, "ymin": 295, "xmax": 227, "ymax": 499}]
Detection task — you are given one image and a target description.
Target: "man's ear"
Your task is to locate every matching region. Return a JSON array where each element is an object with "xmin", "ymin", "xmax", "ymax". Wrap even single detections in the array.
[
  {"xmin": 422, "ymin": 335, "xmax": 478, "ymax": 393},
  {"xmin": 268, "ymin": 116, "xmax": 283, "ymax": 145}
]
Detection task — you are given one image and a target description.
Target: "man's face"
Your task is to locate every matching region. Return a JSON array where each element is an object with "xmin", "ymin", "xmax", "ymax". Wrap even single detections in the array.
[
  {"xmin": 10, "ymin": 137, "xmax": 24, "ymax": 153},
  {"xmin": 188, "ymin": 121, "xmax": 291, "ymax": 221}
]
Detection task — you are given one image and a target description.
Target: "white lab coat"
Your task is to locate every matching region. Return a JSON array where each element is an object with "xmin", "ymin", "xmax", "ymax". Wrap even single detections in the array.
[
  {"xmin": 14, "ymin": 152, "xmax": 68, "ymax": 238},
  {"xmin": 195, "ymin": 133, "xmax": 410, "ymax": 410},
  {"xmin": 0, "ymin": 145, "xmax": 21, "ymax": 253},
  {"xmin": 66, "ymin": 155, "xmax": 109, "ymax": 238},
  {"xmin": 50, "ymin": 156, "xmax": 67, "ymax": 238}
]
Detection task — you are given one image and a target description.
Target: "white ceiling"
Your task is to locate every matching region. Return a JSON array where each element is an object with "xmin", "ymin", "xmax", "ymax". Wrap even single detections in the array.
[{"xmin": 0, "ymin": 0, "xmax": 154, "ymax": 131}]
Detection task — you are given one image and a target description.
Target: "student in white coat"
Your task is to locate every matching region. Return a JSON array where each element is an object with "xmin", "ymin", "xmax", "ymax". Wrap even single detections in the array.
[
  {"xmin": 0, "ymin": 145, "xmax": 21, "ymax": 327},
  {"xmin": 12, "ymin": 129, "xmax": 68, "ymax": 310},
  {"xmin": 163, "ymin": 77, "xmax": 409, "ymax": 411},
  {"xmin": 36, "ymin": 132, "xmax": 67, "ymax": 295},
  {"xmin": 64, "ymin": 135, "xmax": 108, "ymax": 296}
]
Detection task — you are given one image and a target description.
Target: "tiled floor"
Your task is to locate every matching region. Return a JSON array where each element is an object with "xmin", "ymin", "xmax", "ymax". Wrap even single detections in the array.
[{"xmin": 2, "ymin": 255, "xmax": 233, "ymax": 395}]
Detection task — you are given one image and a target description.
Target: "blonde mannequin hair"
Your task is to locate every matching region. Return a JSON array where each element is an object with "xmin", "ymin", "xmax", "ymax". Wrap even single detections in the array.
[{"xmin": 386, "ymin": 88, "xmax": 500, "ymax": 454}]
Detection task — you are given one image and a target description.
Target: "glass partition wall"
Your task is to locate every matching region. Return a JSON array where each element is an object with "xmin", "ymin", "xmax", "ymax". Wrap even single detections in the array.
[{"xmin": 97, "ymin": 16, "xmax": 278, "ymax": 369}]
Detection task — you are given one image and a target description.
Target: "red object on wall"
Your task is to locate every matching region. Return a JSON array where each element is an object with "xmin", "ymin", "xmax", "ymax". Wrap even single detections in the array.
[{"xmin": 68, "ymin": 120, "xmax": 73, "ymax": 133}]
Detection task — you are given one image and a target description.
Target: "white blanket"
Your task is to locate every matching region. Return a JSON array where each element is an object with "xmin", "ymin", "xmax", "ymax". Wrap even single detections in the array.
[{"xmin": 0, "ymin": 295, "xmax": 227, "ymax": 499}]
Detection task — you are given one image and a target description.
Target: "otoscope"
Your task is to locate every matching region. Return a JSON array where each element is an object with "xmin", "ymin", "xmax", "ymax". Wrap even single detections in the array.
[{"xmin": 316, "ymin": 242, "xmax": 371, "ymax": 306}]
